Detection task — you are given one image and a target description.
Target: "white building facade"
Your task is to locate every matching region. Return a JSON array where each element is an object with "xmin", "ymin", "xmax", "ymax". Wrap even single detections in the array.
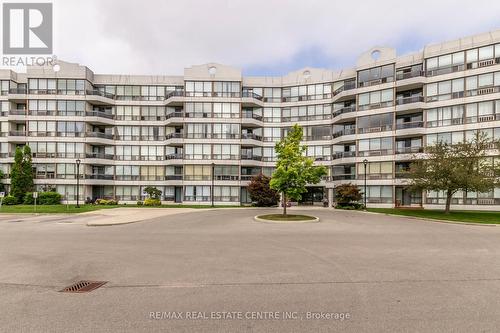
[{"xmin": 1, "ymin": 30, "xmax": 500, "ymax": 209}]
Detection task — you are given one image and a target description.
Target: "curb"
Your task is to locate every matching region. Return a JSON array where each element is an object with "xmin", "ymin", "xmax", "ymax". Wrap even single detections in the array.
[{"xmin": 253, "ymin": 215, "xmax": 320, "ymax": 224}]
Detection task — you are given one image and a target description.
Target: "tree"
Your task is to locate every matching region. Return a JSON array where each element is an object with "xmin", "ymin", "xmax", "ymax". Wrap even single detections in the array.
[
  {"xmin": 10, "ymin": 146, "xmax": 34, "ymax": 203},
  {"xmin": 270, "ymin": 124, "xmax": 327, "ymax": 215},
  {"xmin": 335, "ymin": 183, "xmax": 363, "ymax": 208},
  {"xmin": 408, "ymin": 132, "xmax": 500, "ymax": 214},
  {"xmin": 247, "ymin": 173, "xmax": 280, "ymax": 207},
  {"xmin": 143, "ymin": 186, "xmax": 162, "ymax": 199},
  {"xmin": 0, "ymin": 169, "xmax": 4, "ymax": 193}
]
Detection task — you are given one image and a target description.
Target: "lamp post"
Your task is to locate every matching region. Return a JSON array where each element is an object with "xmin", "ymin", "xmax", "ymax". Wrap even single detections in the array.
[
  {"xmin": 76, "ymin": 158, "xmax": 81, "ymax": 208},
  {"xmin": 211, "ymin": 163, "xmax": 215, "ymax": 207},
  {"xmin": 363, "ymin": 159, "xmax": 368, "ymax": 210}
]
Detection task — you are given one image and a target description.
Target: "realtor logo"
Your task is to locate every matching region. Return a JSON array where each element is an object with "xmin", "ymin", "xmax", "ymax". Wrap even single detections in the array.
[{"xmin": 2, "ymin": 3, "xmax": 53, "ymax": 54}]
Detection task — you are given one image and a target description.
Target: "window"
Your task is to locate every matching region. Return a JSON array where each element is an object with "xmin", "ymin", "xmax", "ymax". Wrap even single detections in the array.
[
  {"xmin": 357, "ymin": 113, "xmax": 393, "ymax": 133},
  {"xmin": 358, "ymin": 65, "xmax": 394, "ymax": 87},
  {"xmin": 185, "ymin": 186, "xmax": 210, "ymax": 201},
  {"xmin": 358, "ymin": 89, "xmax": 393, "ymax": 110},
  {"xmin": 185, "ymin": 144, "xmax": 211, "ymax": 159},
  {"xmin": 213, "ymin": 144, "xmax": 239, "ymax": 160},
  {"xmin": 426, "ymin": 51, "xmax": 464, "ymax": 75},
  {"xmin": 358, "ymin": 137, "xmax": 393, "ymax": 156}
]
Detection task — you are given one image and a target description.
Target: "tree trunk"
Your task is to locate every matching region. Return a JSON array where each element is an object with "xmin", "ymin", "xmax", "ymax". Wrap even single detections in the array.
[
  {"xmin": 444, "ymin": 190, "xmax": 452, "ymax": 214},
  {"xmin": 283, "ymin": 193, "xmax": 287, "ymax": 216}
]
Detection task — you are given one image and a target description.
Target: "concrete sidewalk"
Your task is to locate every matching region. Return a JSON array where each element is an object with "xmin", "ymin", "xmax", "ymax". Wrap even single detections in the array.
[{"xmin": 82, "ymin": 207, "xmax": 199, "ymax": 226}]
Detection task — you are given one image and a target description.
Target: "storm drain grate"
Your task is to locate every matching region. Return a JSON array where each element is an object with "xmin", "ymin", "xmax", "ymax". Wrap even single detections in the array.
[{"xmin": 59, "ymin": 280, "xmax": 107, "ymax": 293}]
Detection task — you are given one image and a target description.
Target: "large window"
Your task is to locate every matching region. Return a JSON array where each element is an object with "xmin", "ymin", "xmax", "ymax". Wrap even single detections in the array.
[
  {"xmin": 358, "ymin": 137, "xmax": 393, "ymax": 156},
  {"xmin": 358, "ymin": 65, "xmax": 394, "ymax": 87},
  {"xmin": 213, "ymin": 103, "xmax": 239, "ymax": 118},
  {"xmin": 184, "ymin": 165, "xmax": 212, "ymax": 181},
  {"xmin": 213, "ymin": 186, "xmax": 239, "ymax": 202},
  {"xmin": 213, "ymin": 144, "xmax": 239, "ymax": 160},
  {"xmin": 184, "ymin": 186, "xmax": 210, "ymax": 201},
  {"xmin": 425, "ymin": 79, "xmax": 464, "ymax": 102},
  {"xmin": 185, "ymin": 102, "xmax": 212, "ymax": 118},
  {"xmin": 357, "ymin": 162, "xmax": 393, "ymax": 180},
  {"xmin": 426, "ymin": 51, "xmax": 465, "ymax": 76},
  {"xmin": 213, "ymin": 82, "xmax": 240, "ymax": 97},
  {"xmin": 185, "ymin": 144, "xmax": 211, "ymax": 160},
  {"xmin": 426, "ymin": 105, "xmax": 464, "ymax": 127},
  {"xmin": 358, "ymin": 89, "xmax": 393, "ymax": 110},
  {"xmin": 185, "ymin": 81, "xmax": 212, "ymax": 97},
  {"xmin": 357, "ymin": 113, "xmax": 393, "ymax": 133}
]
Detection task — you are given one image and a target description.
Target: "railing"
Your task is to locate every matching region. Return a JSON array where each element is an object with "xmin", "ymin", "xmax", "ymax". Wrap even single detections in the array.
[
  {"xmin": 86, "ymin": 174, "xmax": 114, "ymax": 180},
  {"xmin": 304, "ymin": 135, "xmax": 332, "ymax": 141},
  {"xmin": 426, "ymin": 91, "xmax": 464, "ymax": 102},
  {"xmin": 165, "ymin": 90, "xmax": 185, "ymax": 99},
  {"xmin": 395, "ymin": 95, "xmax": 424, "ymax": 105},
  {"xmin": 466, "ymin": 57, "xmax": 500, "ymax": 70},
  {"xmin": 9, "ymin": 130, "xmax": 26, "ymax": 136},
  {"xmin": 29, "ymin": 131, "xmax": 58, "ymax": 137},
  {"xmin": 395, "ymin": 172, "xmax": 410, "ymax": 179},
  {"xmin": 332, "ymin": 81, "xmax": 356, "ymax": 96},
  {"xmin": 86, "ymin": 132, "xmax": 114, "ymax": 139},
  {"xmin": 9, "ymin": 88, "xmax": 27, "ymax": 94},
  {"xmin": 165, "ymin": 175, "xmax": 183, "ymax": 180},
  {"xmin": 465, "ymin": 113, "xmax": 500, "ymax": 124},
  {"xmin": 241, "ymin": 154, "xmax": 262, "ymax": 161},
  {"xmin": 211, "ymin": 155, "xmax": 240, "ymax": 160},
  {"xmin": 358, "ymin": 149, "xmax": 393, "ymax": 157},
  {"xmin": 241, "ymin": 133, "xmax": 262, "ymax": 140},
  {"xmin": 115, "ymin": 175, "xmax": 140, "ymax": 181},
  {"xmin": 165, "ymin": 154, "xmax": 183, "ymax": 160},
  {"xmin": 240, "ymin": 175, "xmax": 256, "ymax": 181},
  {"xmin": 396, "ymin": 70, "xmax": 424, "ymax": 80},
  {"xmin": 358, "ymin": 77, "xmax": 393, "ymax": 88},
  {"xmin": 426, "ymin": 118, "xmax": 464, "ymax": 127},
  {"xmin": 396, "ymin": 121, "xmax": 424, "ymax": 130},
  {"xmin": 166, "ymin": 112, "xmax": 185, "ymax": 119},
  {"xmin": 332, "ymin": 174, "xmax": 356, "ymax": 181},
  {"xmin": 358, "ymin": 173, "xmax": 392, "ymax": 180},
  {"xmin": 465, "ymin": 86, "xmax": 500, "ymax": 97},
  {"xmin": 332, "ymin": 128, "xmax": 356, "ymax": 138},
  {"xmin": 242, "ymin": 112, "xmax": 263, "ymax": 121},
  {"xmin": 86, "ymin": 90, "xmax": 116, "ymax": 99},
  {"xmin": 358, "ymin": 101, "xmax": 393, "ymax": 111},
  {"xmin": 332, "ymin": 105, "xmax": 356, "ymax": 118},
  {"xmin": 214, "ymin": 175, "xmax": 239, "ymax": 181},
  {"xmin": 426, "ymin": 64, "xmax": 465, "ymax": 77},
  {"xmin": 333, "ymin": 151, "xmax": 356, "ymax": 159},
  {"xmin": 184, "ymin": 154, "xmax": 212, "ymax": 160},
  {"xmin": 366, "ymin": 197, "xmax": 393, "ymax": 204},
  {"xmin": 395, "ymin": 146, "xmax": 424, "ymax": 154},
  {"xmin": 8, "ymin": 109, "xmax": 27, "ymax": 115},
  {"xmin": 86, "ymin": 111, "xmax": 115, "ymax": 119},
  {"xmin": 241, "ymin": 91, "xmax": 263, "ymax": 100},
  {"xmin": 85, "ymin": 152, "xmax": 115, "ymax": 159},
  {"xmin": 357, "ymin": 125, "xmax": 392, "ymax": 134},
  {"xmin": 165, "ymin": 133, "xmax": 183, "ymax": 139}
]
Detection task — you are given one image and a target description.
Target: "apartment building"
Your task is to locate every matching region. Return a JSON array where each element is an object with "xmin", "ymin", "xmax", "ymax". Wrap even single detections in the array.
[{"xmin": 1, "ymin": 30, "xmax": 500, "ymax": 209}]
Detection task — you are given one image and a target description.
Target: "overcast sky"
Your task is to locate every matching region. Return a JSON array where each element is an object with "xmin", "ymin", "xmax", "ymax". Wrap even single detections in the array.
[{"xmin": 48, "ymin": 0, "xmax": 500, "ymax": 76}]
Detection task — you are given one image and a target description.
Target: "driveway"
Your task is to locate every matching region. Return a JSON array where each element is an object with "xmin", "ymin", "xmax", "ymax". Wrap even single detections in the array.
[{"xmin": 1, "ymin": 208, "xmax": 499, "ymax": 332}]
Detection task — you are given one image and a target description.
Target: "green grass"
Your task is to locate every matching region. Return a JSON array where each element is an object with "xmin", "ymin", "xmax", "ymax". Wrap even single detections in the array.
[
  {"xmin": 367, "ymin": 208, "xmax": 500, "ymax": 224},
  {"xmin": 0, "ymin": 204, "xmax": 243, "ymax": 214},
  {"xmin": 0, "ymin": 204, "xmax": 118, "ymax": 214},
  {"xmin": 257, "ymin": 214, "xmax": 317, "ymax": 221}
]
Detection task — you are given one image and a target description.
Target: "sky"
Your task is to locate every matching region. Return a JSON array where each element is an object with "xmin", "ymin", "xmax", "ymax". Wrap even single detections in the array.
[{"xmin": 23, "ymin": 0, "xmax": 500, "ymax": 76}]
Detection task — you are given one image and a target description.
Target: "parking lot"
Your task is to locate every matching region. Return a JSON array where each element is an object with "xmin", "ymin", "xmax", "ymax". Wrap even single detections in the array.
[{"xmin": 1, "ymin": 208, "xmax": 500, "ymax": 332}]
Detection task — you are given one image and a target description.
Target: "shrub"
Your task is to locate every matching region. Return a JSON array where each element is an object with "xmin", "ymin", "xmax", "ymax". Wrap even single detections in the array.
[
  {"xmin": 95, "ymin": 198, "xmax": 118, "ymax": 205},
  {"xmin": 24, "ymin": 192, "xmax": 34, "ymax": 204},
  {"xmin": 136, "ymin": 201, "xmax": 143, "ymax": 206},
  {"xmin": 143, "ymin": 186, "xmax": 162, "ymax": 199},
  {"xmin": 2, "ymin": 195, "xmax": 18, "ymax": 205},
  {"xmin": 334, "ymin": 183, "xmax": 363, "ymax": 209},
  {"xmin": 38, "ymin": 192, "xmax": 62, "ymax": 205},
  {"xmin": 247, "ymin": 174, "xmax": 280, "ymax": 207},
  {"xmin": 144, "ymin": 198, "xmax": 161, "ymax": 206}
]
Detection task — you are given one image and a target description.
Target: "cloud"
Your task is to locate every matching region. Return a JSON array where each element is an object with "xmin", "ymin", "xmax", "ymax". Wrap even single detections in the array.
[{"xmin": 52, "ymin": 0, "xmax": 500, "ymax": 76}]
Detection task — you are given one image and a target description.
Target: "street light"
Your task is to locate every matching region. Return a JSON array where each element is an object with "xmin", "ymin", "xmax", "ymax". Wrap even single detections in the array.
[
  {"xmin": 76, "ymin": 158, "xmax": 81, "ymax": 208},
  {"xmin": 363, "ymin": 159, "xmax": 368, "ymax": 210},
  {"xmin": 211, "ymin": 163, "xmax": 215, "ymax": 207}
]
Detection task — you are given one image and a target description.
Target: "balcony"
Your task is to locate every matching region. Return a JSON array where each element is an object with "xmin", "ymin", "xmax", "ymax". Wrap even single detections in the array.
[
  {"xmin": 332, "ymin": 128, "xmax": 356, "ymax": 138},
  {"xmin": 332, "ymin": 174, "xmax": 356, "ymax": 181},
  {"xmin": 466, "ymin": 57, "xmax": 500, "ymax": 70},
  {"xmin": 165, "ymin": 132, "xmax": 183, "ymax": 140},
  {"xmin": 86, "ymin": 90, "xmax": 116, "ymax": 99},
  {"xmin": 242, "ymin": 112, "xmax": 263, "ymax": 121},
  {"xmin": 165, "ymin": 175, "xmax": 183, "ymax": 180},
  {"xmin": 86, "ymin": 174, "xmax": 114, "ymax": 180},
  {"xmin": 165, "ymin": 154, "xmax": 183, "ymax": 160},
  {"xmin": 358, "ymin": 149, "xmax": 393, "ymax": 157},
  {"xmin": 214, "ymin": 175, "xmax": 239, "ymax": 181},
  {"xmin": 8, "ymin": 109, "xmax": 27, "ymax": 115},
  {"xmin": 396, "ymin": 70, "xmax": 424, "ymax": 80},
  {"xmin": 85, "ymin": 111, "xmax": 115, "ymax": 119},
  {"xmin": 332, "ymin": 81, "xmax": 356, "ymax": 96},
  {"xmin": 357, "ymin": 125, "xmax": 392, "ymax": 134},
  {"xmin": 241, "ymin": 91, "xmax": 263, "ymax": 100},
  {"xmin": 465, "ymin": 113, "xmax": 500, "ymax": 124},
  {"xmin": 395, "ymin": 95, "xmax": 424, "ymax": 105},
  {"xmin": 332, "ymin": 105, "xmax": 356, "ymax": 118},
  {"xmin": 86, "ymin": 132, "xmax": 114, "ymax": 139},
  {"xmin": 358, "ymin": 77, "xmax": 394, "ymax": 88},
  {"xmin": 9, "ymin": 88, "xmax": 27, "ymax": 94},
  {"xmin": 9, "ymin": 131, "xmax": 26, "ymax": 136},
  {"xmin": 465, "ymin": 86, "xmax": 500, "ymax": 97},
  {"xmin": 395, "ymin": 146, "xmax": 424, "ymax": 154},
  {"xmin": 241, "ymin": 133, "xmax": 262, "ymax": 141},
  {"xmin": 333, "ymin": 151, "xmax": 356, "ymax": 159},
  {"xmin": 426, "ymin": 64, "xmax": 465, "ymax": 77},
  {"xmin": 241, "ymin": 154, "xmax": 262, "ymax": 161},
  {"xmin": 166, "ymin": 112, "xmax": 185, "ymax": 119},
  {"xmin": 396, "ymin": 121, "xmax": 424, "ymax": 130},
  {"xmin": 165, "ymin": 90, "xmax": 185, "ymax": 99},
  {"xmin": 240, "ymin": 175, "xmax": 256, "ymax": 181},
  {"xmin": 85, "ymin": 152, "xmax": 115, "ymax": 160}
]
